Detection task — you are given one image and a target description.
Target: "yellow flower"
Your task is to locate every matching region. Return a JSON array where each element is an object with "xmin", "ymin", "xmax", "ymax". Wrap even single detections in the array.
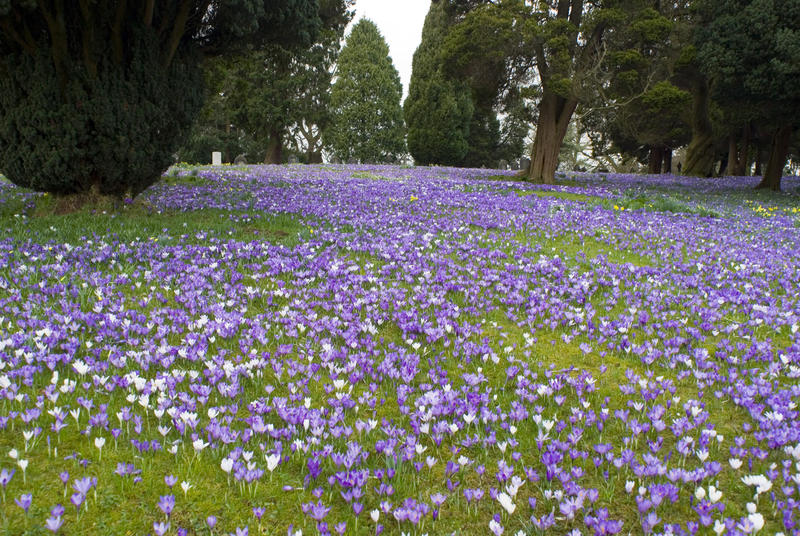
[{"xmin": 410, "ymin": 195, "xmax": 418, "ymax": 202}]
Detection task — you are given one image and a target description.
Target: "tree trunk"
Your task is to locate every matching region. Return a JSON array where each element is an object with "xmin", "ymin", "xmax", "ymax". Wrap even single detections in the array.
[
  {"xmin": 663, "ymin": 148, "xmax": 673, "ymax": 174},
  {"xmin": 527, "ymin": 90, "xmax": 578, "ymax": 184},
  {"xmin": 725, "ymin": 133, "xmax": 737, "ymax": 176},
  {"xmin": 756, "ymin": 124, "xmax": 792, "ymax": 191},
  {"xmin": 734, "ymin": 125, "xmax": 750, "ymax": 176},
  {"xmin": 684, "ymin": 78, "xmax": 715, "ymax": 177},
  {"xmin": 264, "ymin": 128, "xmax": 283, "ymax": 164},
  {"xmin": 726, "ymin": 126, "xmax": 751, "ymax": 176},
  {"xmin": 754, "ymin": 149, "xmax": 764, "ymax": 176},
  {"xmin": 648, "ymin": 146, "xmax": 664, "ymax": 174},
  {"xmin": 308, "ymin": 151, "xmax": 323, "ymax": 164}
]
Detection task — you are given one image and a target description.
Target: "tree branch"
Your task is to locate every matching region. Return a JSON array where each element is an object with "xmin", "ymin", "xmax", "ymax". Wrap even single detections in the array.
[
  {"xmin": 39, "ymin": 0, "xmax": 69, "ymax": 87},
  {"xmin": 568, "ymin": 0, "xmax": 583, "ymax": 29},
  {"xmin": 0, "ymin": 17, "xmax": 36, "ymax": 55},
  {"xmin": 78, "ymin": 0, "xmax": 97, "ymax": 78},
  {"xmin": 164, "ymin": 0, "xmax": 192, "ymax": 67},
  {"xmin": 143, "ymin": 0, "xmax": 155, "ymax": 27},
  {"xmin": 112, "ymin": 0, "xmax": 127, "ymax": 65}
]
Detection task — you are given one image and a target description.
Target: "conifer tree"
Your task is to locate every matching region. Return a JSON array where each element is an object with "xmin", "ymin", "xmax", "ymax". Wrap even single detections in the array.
[
  {"xmin": 405, "ymin": 1, "xmax": 473, "ymax": 166},
  {"xmin": 326, "ymin": 19, "xmax": 406, "ymax": 164},
  {"xmin": 0, "ymin": 1, "xmax": 319, "ymax": 201}
]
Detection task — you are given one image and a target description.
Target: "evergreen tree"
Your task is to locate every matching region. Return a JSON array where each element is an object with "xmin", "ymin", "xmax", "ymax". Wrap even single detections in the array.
[
  {"xmin": 326, "ymin": 19, "xmax": 406, "ymax": 164},
  {"xmin": 405, "ymin": 1, "xmax": 473, "ymax": 166},
  {"xmin": 0, "ymin": 1, "xmax": 320, "ymax": 201},
  {"xmin": 440, "ymin": 1, "xmax": 525, "ymax": 168},
  {"xmin": 695, "ymin": 0, "xmax": 800, "ymax": 190},
  {"xmin": 182, "ymin": 0, "xmax": 352, "ymax": 165}
]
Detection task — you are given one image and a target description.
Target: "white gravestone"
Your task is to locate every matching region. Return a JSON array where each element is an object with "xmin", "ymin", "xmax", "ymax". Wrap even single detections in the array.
[{"xmin": 212, "ymin": 152, "xmax": 222, "ymax": 166}]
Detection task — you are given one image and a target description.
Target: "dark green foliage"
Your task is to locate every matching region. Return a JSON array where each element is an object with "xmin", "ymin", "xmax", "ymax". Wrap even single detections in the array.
[
  {"xmin": 696, "ymin": 0, "xmax": 800, "ymax": 122},
  {"xmin": 0, "ymin": 1, "xmax": 320, "ymax": 198},
  {"xmin": 422, "ymin": 1, "xmax": 531, "ymax": 168},
  {"xmin": 695, "ymin": 0, "xmax": 800, "ymax": 188},
  {"xmin": 182, "ymin": 0, "xmax": 352, "ymax": 165},
  {"xmin": 405, "ymin": 1, "xmax": 473, "ymax": 166},
  {"xmin": 178, "ymin": 127, "xmax": 261, "ymax": 165},
  {"xmin": 461, "ymin": 108, "xmax": 501, "ymax": 168},
  {"xmin": 178, "ymin": 55, "xmax": 261, "ymax": 164},
  {"xmin": 0, "ymin": 30, "xmax": 202, "ymax": 197},
  {"xmin": 579, "ymin": 3, "xmax": 693, "ymax": 173},
  {"xmin": 326, "ymin": 19, "xmax": 406, "ymax": 163}
]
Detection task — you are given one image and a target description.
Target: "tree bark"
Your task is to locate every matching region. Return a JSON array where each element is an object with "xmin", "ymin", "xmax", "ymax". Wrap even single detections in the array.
[
  {"xmin": 726, "ymin": 126, "xmax": 751, "ymax": 176},
  {"xmin": 725, "ymin": 133, "xmax": 737, "ymax": 176},
  {"xmin": 648, "ymin": 146, "xmax": 665, "ymax": 174},
  {"xmin": 756, "ymin": 124, "xmax": 792, "ymax": 191},
  {"xmin": 164, "ymin": 0, "xmax": 192, "ymax": 68},
  {"xmin": 734, "ymin": 125, "xmax": 750, "ymax": 176},
  {"xmin": 684, "ymin": 78, "xmax": 715, "ymax": 177},
  {"xmin": 527, "ymin": 90, "xmax": 578, "ymax": 184},
  {"xmin": 754, "ymin": 146, "xmax": 768, "ymax": 176},
  {"xmin": 663, "ymin": 148, "xmax": 673, "ymax": 174},
  {"xmin": 264, "ymin": 129, "xmax": 283, "ymax": 164}
]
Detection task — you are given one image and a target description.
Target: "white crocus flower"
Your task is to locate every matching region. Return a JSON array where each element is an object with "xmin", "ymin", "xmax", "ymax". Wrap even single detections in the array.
[
  {"xmin": 265, "ymin": 454, "xmax": 280, "ymax": 472},
  {"xmin": 497, "ymin": 491, "xmax": 516, "ymax": 514},
  {"xmin": 220, "ymin": 458, "xmax": 233, "ymax": 473}
]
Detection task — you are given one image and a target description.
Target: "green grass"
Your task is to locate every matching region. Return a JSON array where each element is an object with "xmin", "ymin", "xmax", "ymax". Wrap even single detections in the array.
[
  {"xmin": 2, "ymin": 196, "xmax": 305, "ymax": 247},
  {"xmin": 0, "ymin": 171, "xmax": 792, "ymax": 535}
]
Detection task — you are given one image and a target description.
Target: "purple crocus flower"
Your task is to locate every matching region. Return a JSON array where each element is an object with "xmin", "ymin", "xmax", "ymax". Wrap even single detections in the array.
[
  {"xmin": 303, "ymin": 500, "xmax": 331, "ymax": 521},
  {"xmin": 70, "ymin": 492, "xmax": 84, "ymax": 511},
  {"xmin": 45, "ymin": 516, "xmax": 63, "ymax": 533},
  {"xmin": 15, "ymin": 493, "xmax": 32, "ymax": 513},
  {"xmin": 0, "ymin": 468, "xmax": 14, "ymax": 489},
  {"xmin": 158, "ymin": 494, "xmax": 175, "ymax": 516}
]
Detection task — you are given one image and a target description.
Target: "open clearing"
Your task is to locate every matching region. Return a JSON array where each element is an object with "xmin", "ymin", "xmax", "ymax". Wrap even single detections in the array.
[{"xmin": 0, "ymin": 165, "xmax": 799, "ymax": 535}]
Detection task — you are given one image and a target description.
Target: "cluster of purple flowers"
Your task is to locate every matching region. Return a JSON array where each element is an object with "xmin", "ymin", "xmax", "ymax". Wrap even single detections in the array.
[{"xmin": 0, "ymin": 165, "xmax": 798, "ymax": 534}]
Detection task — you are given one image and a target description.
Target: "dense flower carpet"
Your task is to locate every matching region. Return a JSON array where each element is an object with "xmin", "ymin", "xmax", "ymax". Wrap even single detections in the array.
[{"xmin": 0, "ymin": 165, "xmax": 799, "ymax": 535}]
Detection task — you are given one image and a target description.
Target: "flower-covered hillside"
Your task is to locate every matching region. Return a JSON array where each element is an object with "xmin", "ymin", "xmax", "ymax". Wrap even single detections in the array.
[{"xmin": 0, "ymin": 165, "xmax": 799, "ymax": 535}]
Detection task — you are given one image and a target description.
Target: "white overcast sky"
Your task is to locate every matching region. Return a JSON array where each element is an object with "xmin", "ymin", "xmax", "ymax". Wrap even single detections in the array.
[{"xmin": 348, "ymin": 0, "xmax": 431, "ymax": 101}]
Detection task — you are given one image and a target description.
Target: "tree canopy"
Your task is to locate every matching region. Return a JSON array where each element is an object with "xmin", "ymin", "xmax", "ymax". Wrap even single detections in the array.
[
  {"xmin": 0, "ymin": 1, "xmax": 320, "ymax": 199},
  {"xmin": 179, "ymin": 0, "xmax": 353, "ymax": 165},
  {"xmin": 325, "ymin": 19, "xmax": 406, "ymax": 164},
  {"xmin": 405, "ymin": 0, "xmax": 473, "ymax": 167},
  {"xmin": 695, "ymin": 0, "xmax": 800, "ymax": 190}
]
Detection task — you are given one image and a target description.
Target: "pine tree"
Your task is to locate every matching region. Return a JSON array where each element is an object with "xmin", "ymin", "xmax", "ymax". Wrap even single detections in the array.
[
  {"xmin": 326, "ymin": 19, "xmax": 406, "ymax": 164},
  {"xmin": 405, "ymin": 1, "xmax": 473, "ymax": 166},
  {"xmin": 0, "ymin": 1, "xmax": 320, "ymax": 202}
]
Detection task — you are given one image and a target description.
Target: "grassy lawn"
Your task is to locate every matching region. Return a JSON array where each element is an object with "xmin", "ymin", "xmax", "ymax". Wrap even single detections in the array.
[{"xmin": 0, "ymin": 166, "xmax": 798, "ymax": 535}]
